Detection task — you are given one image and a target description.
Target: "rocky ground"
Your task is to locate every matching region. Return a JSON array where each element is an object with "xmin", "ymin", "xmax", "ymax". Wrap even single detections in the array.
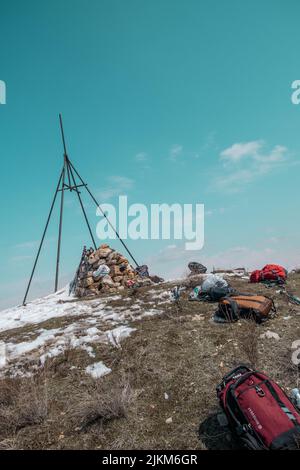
[{"xmin": 0, "ymin": 273, "xmax": 299, "ymax": 450}]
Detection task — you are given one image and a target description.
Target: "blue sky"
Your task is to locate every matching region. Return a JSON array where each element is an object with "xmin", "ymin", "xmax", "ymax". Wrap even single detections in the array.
[{"xmin": 1, "ymin": 0, "xmax": 300, "ymax": 309}]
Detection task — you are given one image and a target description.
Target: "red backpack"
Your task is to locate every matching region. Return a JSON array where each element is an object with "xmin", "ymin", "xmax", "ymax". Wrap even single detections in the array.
[
  {"xmin": 217, "ymin": 365, "xmax": 300, "ymax": 450},
  {"xmin": 250, "ymin": 264, "xmax": 287, "ymax": 284}
]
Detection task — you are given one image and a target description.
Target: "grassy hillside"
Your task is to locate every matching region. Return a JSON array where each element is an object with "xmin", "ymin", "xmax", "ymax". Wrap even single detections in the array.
[{"xmin": 0, "ymin": 274, "xmax": 300, "ymax": 449}]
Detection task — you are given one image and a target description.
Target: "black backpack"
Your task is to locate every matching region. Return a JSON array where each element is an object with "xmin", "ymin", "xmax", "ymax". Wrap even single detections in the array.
[{"xmin": 200, "ymin": 286, "xmax": 236, "ymax": 302}]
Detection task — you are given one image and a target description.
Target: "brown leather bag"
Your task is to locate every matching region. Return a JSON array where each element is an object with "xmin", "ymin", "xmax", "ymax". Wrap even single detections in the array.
[{"xmin": 217, "ymin": 295, "xmax": 276, "ymax": 323}]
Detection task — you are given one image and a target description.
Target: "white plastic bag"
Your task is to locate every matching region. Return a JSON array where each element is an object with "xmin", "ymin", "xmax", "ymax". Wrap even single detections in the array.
[
  {"xmin": 93, "ymin": 264, "xmax": 110, "ymax": 279},
  {"xmin": 201, "ymin": 274, "xmax": 228, "ymax": 293}
]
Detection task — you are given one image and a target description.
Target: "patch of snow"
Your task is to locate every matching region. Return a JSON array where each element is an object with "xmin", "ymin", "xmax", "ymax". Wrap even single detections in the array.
[
  {"xmin": 139, "ymin": 308, "xmax": 163, "ymax": 318},
  {"xmin": 0, "ymin": 342, "xmax": 6, "ymax": 369},
  {"xmin": 147, "ymin": 289, "xmax": 170, "ymax": 300},
  {"xmin": 40, "ymin": 344, "xmax": 65, "ymax": 365},
  {"xmin": 10, "ymin": 368, "xmax": 33, "ymax": 379},
  {"xmin": 0, "ymin": 285, "xmax": 104, "ymax": 333},
  {"xmin": 69, "ymin": 332, "xmax": 102, "ymax": 349},
  {"xmin": 100, "ymin": 311, "xmax": 123, "ymax": 322},
  {"xmin": 7, "ymin": 328, "xmax": 61, "ymax": 359},
  {"xmin": 3, "ymin": 318, "xmax": 138, "ymax": 372},
  {"xmin": 86, "ymin": 327, "xmax": 100, "ymax": 336},
  {"xmin": 157, "ymin": 299, "xmax": 171, "ymax": 305},
  {"xmin": 85, "ymin": 361, "xmax": 111, "ymax": 379},
  {"xmin": 0, "ymin": 280, "xmax": 176, "ymax": 377},
  {"xmin": 106, "ymin": 325, "xmax": 136, "ymax": 348},
  {"xmin": 81, "ymin": 344, "xmax": 96, "ymax": 358},
  {"xmin": 260, "ymin": 330, "xmax": 280, "ymax": 341},
  {"xmin": 105, "ymin": 295, "xmax": 122, "ymax": 301}
]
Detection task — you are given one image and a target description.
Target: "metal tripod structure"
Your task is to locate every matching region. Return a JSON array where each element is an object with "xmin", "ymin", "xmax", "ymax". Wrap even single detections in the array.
[{"xmin": 22, "ymin": 114, "xmax": 139, "ymax": 306}]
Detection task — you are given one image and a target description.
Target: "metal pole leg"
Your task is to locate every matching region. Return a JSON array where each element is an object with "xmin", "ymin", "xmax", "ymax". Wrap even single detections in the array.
[
  {"xmin": 68, "ymin": 161, "xmax": 97, "ymax": 249},
  {"xmin": 22, "ymin": 169, "xmax": 64, "ymax": 305},
  {"xmin": 54, "ymin": 163, "xmax": 66, "ymax": 292}
]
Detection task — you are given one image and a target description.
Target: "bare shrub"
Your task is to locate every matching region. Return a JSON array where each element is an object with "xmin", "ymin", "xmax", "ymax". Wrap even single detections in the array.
[
  {"xmin": 42, "ymin": 344, "xmax": 79, "ymax": 377},
  {"xmin": 15, "ymin": 381, "xmax": 48, "ymax": 429},
  {"xmin": 0, "ymin": 376, "xmax": 48, "ymax": 437},
  {"xmin": 0, "ymin": 378, "xmax": 18, "ymax": 406},
  {"xmin": 237, "ymin": 320, "xmax": 259, "ymax": 368},
  {"xmin": 0, "ymin": 406, "xmax": 15, "ymax": 435},
  {"xmin": 71, "ymin": 380, "xmax": 132, "ymax": 430},
  {"xmin": 0, "ymin": 437, "xmax": 17, "ymax": 450}
]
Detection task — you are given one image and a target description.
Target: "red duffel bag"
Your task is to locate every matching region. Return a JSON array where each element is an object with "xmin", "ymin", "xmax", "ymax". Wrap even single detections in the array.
[{"xmin": 250, "ymin": 264, "xmax": 287, "ymax": 284}]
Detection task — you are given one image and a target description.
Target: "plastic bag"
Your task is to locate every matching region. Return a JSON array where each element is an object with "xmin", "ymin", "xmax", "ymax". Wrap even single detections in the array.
[
  {"xmin": 201, "ymin": 274, "xmax": 228, "ymax": 293},
  {"xmin": 189, "ymin": 285, "xmax": 202, "ymax": 301},
  {"xmin": 93, "ymin": 264, "xmax": 110, "ymax": 279}
]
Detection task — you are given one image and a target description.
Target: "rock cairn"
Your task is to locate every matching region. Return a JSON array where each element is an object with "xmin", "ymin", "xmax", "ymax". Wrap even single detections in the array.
[{"xmin": 74, "ymin": 244, "xmax": 152, "ymax": 297}]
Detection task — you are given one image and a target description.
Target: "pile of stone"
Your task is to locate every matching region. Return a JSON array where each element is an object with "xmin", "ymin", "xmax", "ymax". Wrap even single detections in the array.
[{"xmin": 74, "ymin": 244, "xmax": 152, "ymax": 297}]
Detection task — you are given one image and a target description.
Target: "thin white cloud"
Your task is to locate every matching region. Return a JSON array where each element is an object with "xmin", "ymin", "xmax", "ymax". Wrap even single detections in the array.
[
  {"xmin": 205, "ymin": 210, "xmax": 213, "ymax": 216},
  {"xmin": 204, "ymin": 207, "xmax": 227, "ymax": 216},
  {"xmin": 221, "ymin": 140, "xmax": 287, "ymax": 166},
  {"xmin": 214, "ymin": 169, "xmax": 255, "ymax": 192},
  {"xmin": 198, "ymin": 131, "xmax": 217, "ymax": 155},
  {"xmin": 169, "ymin": 144, "xmax": 183, "ymax": 161},
  {"xmin": 220, "ymin": 140, "xmax": 263, "ymax": 162},
  {"xmin": 135, "ymin": 152, "xmax": 147, "ymax": 162},
  {"xmin": 14, "ymin": 236, "xmax": 56, "ymax": 251},
  {"xmin": 14, "ymin": 240, "xmax": 38, "ymax": 250},
  {"xmin": 255, "ymin": 144, "xmax": 287, "ymax": 163},
  {"xmin": 97, "ymin": 175, "xmax": 134, "ymax": 201},
  {"xmin": 213, "ymin": 140, "xmax": 289, "ymax": 192},
  {"xmin": 10, "ymin": 255, "xmax": 33, "ymax": 262}
]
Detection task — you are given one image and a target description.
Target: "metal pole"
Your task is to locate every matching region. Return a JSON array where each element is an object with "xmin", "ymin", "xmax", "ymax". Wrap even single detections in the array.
[
  {"xmin": 68, "ymin": 160, "xmax": 139, "ymax": 267},
  {"xmin": 59, "ymin": 114, "xmax": 72, "ymax": 188},
  {"xmin": 54, "ymin": 114, "xmax": 68, "ymax": 292},
  {"xmin": 22, "ymin": 169, "xmax": 64, "ymax": 305},
  {"xmin": 68, "ymin": 161, "xmax": 97, "ymax": 249},
  {"xmin": 54, "ymin": 160, "xmax": 66, "ymax": 292},
  {"xmin": 59, "ymin": 114, "xmax": 68, "ymax": 155}
]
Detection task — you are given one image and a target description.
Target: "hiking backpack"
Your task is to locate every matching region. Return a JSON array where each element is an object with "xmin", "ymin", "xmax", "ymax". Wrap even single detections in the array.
[
  {"xmin": 217, "ymin": 365, "xmax": 300, "ymax": 450},
  {"xmin": 215, "ymin": 295, "xmax": 276, "ymax": 323},
  {"xmin": 199, "ymin": 286, "xmax": 236, "ymax": 302},
  {"xmin": 250, "ymin": 264, "xmax": 287, "ymax": 285}
]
